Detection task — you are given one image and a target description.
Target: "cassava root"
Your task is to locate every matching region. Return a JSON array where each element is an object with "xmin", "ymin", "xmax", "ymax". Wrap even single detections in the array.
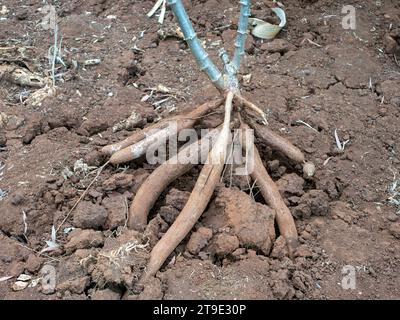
[
  {"xmin": 129, "ymin": 128, "xmax": 221, "ymax": 231},
  {"xmin": 250, "ymin": 120, "xmax": 305, "ymax": 164},
  {"xmin": 240, "ymin": 122, "xmax": 299, "ymax": 257},
  {"xmin": 140, "ymin": 92, "xmax": 234, "ymax": 282},
  {"xmin": 102, "ymin": 98, "xmax": 223, "ymax": 164}
]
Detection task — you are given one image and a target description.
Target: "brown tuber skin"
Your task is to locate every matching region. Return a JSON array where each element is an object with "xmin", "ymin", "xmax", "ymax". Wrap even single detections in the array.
[
  {"xmin": 251, "ymin": 143, "xmax": 299, "ymax": 257},
  {"xmin": 240, "ymin": 122, "xmax": 299, "ymax": 257},
  {"xmin": 102, "ymin": 98, "xmax": 223, "ymax": 164},
  {"xmin": 129, "ymin": 128, "xmax": 221, "ymax": 231},
  {"xmin": 140, "ymin": 92, "xmax": 234, "ymax": 282},
  {"xmin": 249, "ymin": 121, "xmax": 305, "ymax": 164}
]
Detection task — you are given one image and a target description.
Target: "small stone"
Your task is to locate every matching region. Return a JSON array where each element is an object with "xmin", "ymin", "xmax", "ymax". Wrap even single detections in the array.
[
  {"xmin": 73, "ymin": 202, "xmax": 107, "ymax": 229},
  {"xmin": 186, "ymin": 227, "xmax": 213, "ymax": 255},
  {"xmin": 312, "ymin": 217, "xmax": 325, "ymax": 228},
  {"xmin": 25, "ymin": 254, "xmax": 44, "ymax": 273},
  {"xmin": 12, "ymin": 281, "xmax": 29, "ymax": 291},
  {"xmin": 91, "ymin": 288, "xmax": 121, "ymax": 300},
  {"xmin": 303, "ymin": 162, "xmax": 316, "ymax": 179},
  {"xmin": 16, "ymin": 274, "xmax": 32, "ymax": 281},
  {"xmin": 300, "ymin": 230, "xmax": 312, "ymax": 240},
  {"xmin": 389, "ymin": 223, "xmax": 400, "ymax": 239},
  {"xmin": 295, "ymin": 245, "xmax": 313, "ymax": 258},
  {"xmin": 64, "ymin": 229, "xmax": 104, "ymax": 253},
  {"xmin": 270, "ymin": 236, "xmax": 288, "ymax": 259},
  {"xmin": 212, "ymin": 233, "xmax": 239, "ymax": 256}
]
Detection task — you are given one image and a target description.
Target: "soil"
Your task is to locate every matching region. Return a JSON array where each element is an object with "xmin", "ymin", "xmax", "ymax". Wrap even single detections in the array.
[{"xmin": 1, "ymin": 0, "xmax": 400, "ymax": 300}]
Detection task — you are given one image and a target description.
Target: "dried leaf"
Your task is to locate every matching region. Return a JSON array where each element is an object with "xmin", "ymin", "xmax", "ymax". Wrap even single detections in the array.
[{"xmin": 249, "ymin": 8, "xmax": 286, "ymax": 40}]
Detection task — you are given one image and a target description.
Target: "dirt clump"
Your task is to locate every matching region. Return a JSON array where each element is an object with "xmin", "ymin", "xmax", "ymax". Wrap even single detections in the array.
[
  {"xmin": 73, "ymin": 201, "xmax": 108, "ymax": 230},
  {"xmin": 276, "ymin": 173, "xmax": 305, "ymax": 198},
  {"xmin": 90, "ymin": 228, "xmax": 149, "ymax": 290},
  {"xmin": 389, "ymin": 223, "xmax": 400, "ymax": 239},
  {"xmin": 64, "ymin": 229, "xmax": 104, "ymax": 253},
  {"xmin": 159, "ymin": 188, "xmax": 191, "ymax": 224},
  {"xmin": 102, "ymin": 193, "xmax": 127, "ymax": 230},
  {"xmin": 211, "ymin": 234, "xmax": 240, "ymax": 256},
  {"xmin": 1, "ymin": 0, "xmax": 400, "ymax": 301},
  {"xmin": 186, "ymin": 227, "xmax": 213, "ymax": 255},
  {"xmin": 293, "ymin": 190, "xmax": 330, "ymax": 218},
  {"xmin": 91, "ymin": 288, "xmax": 121, "ymax": 300},
  {"xmin": 102, "ymin": 173, "xmax": 134, "ymax": 191},
  {"xmin": 203, "ymin": 187, "xmax": 276, "ymax": 255}
]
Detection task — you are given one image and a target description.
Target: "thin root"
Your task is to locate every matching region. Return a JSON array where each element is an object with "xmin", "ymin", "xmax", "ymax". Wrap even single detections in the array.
[
  {"xmin": 55, "ymin": 161, "xmax": 109, "ymax": 233},
  {"xmin": 234, "ymin": 94, "xmax": 268, "ymax": 125}
]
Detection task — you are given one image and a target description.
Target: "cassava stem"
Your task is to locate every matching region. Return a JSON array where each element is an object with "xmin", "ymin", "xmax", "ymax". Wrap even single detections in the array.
[
  {"xmin": 231, "ymin": 0, "xmax": 251, "ymax": 73},
  {"xmin": 168, "ymin": 0, "xmax": 226, "ymax": 90},
  {"xmin": 129, "ymin": 128, "xmax": 221, "ymax": 231},
  {"xmin": 141, "ymin": 92, "xmax": 234, "ymax": 282}
]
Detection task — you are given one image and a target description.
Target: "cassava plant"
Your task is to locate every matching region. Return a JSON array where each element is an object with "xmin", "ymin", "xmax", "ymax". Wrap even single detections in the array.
[{"xmin": 101, "ymin": 0, "xmax": 311, "ymax": 283}]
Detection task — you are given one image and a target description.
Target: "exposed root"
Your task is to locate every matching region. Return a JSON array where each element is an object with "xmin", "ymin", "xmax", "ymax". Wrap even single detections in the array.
[
  {"xmin": 102, "ymin": 121, "xmax": 169, "ymax": 156},
  {"xmin": 55, "ymin": 160, "xmax": 109, "ymax": 233},
  {"xmin": 248, "ymin": 119, "xmax": 305, "ymax": 164},
  {"xmin": 102, "ymin": 98, "xmax": 223, "ymax": 164},
  {"xmin": 140, "ymin": 92, "xmax": 234, "ymax": 282},
  {"xmin": 249, "ymin": 140, "xmax": 299, "ymax": 257},
  {"xmin": 109, "ymin": 124, "xmax": 180, "ymax": 165},
  {"xmin": 129, "ymin": 128, "xmax": 221, "ymax": 231},
  {"xmin": 98, "ymin": 240, "xmax": 149, "ymax": 268},
  {"xmin": 234, "ymin": 94, "xmax": 268, "ymax": 125}
]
